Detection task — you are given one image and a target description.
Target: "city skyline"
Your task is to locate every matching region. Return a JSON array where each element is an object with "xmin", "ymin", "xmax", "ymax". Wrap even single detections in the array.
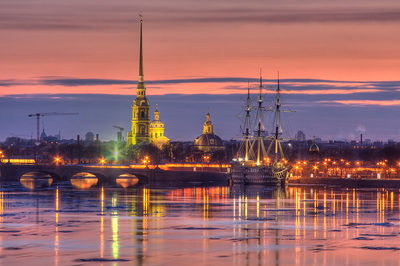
[{"xmin": 1, "ymin": 0, "xmax": 400, "ymax": 142}]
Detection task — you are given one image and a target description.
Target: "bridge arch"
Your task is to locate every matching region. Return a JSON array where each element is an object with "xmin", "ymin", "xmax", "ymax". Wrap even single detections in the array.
[
  {"xmin": 20, "ymin": 171, "xmax": 56, "ymax": 189},
  {"xmin": 70, "ymin": 172, "xmax": 99, "ymax": 189},
  {"xmin": 67, "ymin": 170, "xmax": 108, "ymax": 185},
  {"xmin": 20, "ymin": 170, "xmax": 62, "ymax": 181},
  {"xmin": 116, "ymin": 173, "xmax": 139, "ymax": 188}
]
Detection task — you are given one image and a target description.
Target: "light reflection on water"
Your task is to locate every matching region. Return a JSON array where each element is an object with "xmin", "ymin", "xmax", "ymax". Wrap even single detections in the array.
[{"xmin": 0, "ymin": 184, "xmax": 400, "ymax": 265}]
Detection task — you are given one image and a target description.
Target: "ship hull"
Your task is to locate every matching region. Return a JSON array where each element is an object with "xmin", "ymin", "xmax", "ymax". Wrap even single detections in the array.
[{"xmin": 229, "ymin": 165, "xmax": 288, "ymax": 187}]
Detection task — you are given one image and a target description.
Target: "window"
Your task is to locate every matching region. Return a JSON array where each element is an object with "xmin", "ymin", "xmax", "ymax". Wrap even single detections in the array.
[
  {"xmin": 155, "ymin": 133, "xmax": 158, "ymax": 138},
  {"xmin": 141, "ymin": 111, "xmax": 144, "ymax": 118}
]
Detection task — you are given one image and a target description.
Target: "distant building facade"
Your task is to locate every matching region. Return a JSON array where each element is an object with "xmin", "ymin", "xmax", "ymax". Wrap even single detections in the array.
[
  {"xmin": 85, "ymin": 132, "xmax": 94, "ymax": 142},
  {"xmin": 295, "ymin": 131, "xmax": 306, "ymax": 141},
  {"xmin": 309, "ymin": 136, "xmax": 320, "ymax": 161}
]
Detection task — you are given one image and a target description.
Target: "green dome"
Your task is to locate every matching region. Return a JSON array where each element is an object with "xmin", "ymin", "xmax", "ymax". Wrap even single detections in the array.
[{"xmin": 309, "ymin": 143, "xmax": 319, "ymax": 152}]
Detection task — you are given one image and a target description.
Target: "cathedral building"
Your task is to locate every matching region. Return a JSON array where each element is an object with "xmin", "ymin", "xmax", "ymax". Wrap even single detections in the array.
[
  {"xmin": 193, "ymin": 111, "xmax": 225, "ymax": 153},
  {"xmin": 127, "ymin": 16, "xmax": 168, "ymax": 146}
]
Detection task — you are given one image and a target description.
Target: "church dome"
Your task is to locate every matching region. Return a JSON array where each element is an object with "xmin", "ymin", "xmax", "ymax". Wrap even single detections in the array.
[
  {"xmin": 309, "ymin": 143, "xmax": 319, "ymax": 152},
  {"xmin": 150, "ymin": 120, "xmax": 164, "ymax": 128},
  {"xmin": 194, "ymin": 134, "xmax": 224, "ymax": 148},
  {"xmin": 193, "ymin": 111, "xmax": 225, "ymax": 153},
  {"xmin": 309, "ymin": 136, "xmax": 319, "ymax": 153}
]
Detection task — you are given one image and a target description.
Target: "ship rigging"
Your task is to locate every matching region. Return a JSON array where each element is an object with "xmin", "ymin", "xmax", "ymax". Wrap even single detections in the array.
[{"xmin": 230, "ymin": 72, "xmax": 292, "ymax": 187}]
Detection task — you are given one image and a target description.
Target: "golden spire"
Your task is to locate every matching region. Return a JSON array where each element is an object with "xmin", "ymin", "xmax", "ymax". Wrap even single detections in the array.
[{"xmin": 138, "ymin": 13, "xmax": 144, "ymax": 83}]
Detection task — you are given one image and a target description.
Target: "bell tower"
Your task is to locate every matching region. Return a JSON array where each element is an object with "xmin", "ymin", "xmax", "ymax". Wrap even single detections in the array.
[
  {"xmin": 127, "ymin": 14, "xmax": 151, "ymax": 145},
  {"xmin": 203, "ymin": 109, "xmax": 214, "ymax": 134}
]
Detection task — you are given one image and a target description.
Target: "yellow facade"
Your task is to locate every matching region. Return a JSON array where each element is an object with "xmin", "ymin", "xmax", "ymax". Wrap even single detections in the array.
[
  {"xmin": 127, "ymin": 16, "xmax": 151, "ymax": 146},
  {"xmin": 149, "ymin": 106, "xmax": 170, "ymax": 148}
]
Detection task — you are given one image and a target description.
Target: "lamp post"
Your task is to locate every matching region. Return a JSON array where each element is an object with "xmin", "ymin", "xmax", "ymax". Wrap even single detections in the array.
[
  {"xmin": 55, "ymin": 156, "xmax": 61, "ymax": 166},
  {"xmin": 143, "ymin": 156, "xmax": 150, "ymax": 168}
]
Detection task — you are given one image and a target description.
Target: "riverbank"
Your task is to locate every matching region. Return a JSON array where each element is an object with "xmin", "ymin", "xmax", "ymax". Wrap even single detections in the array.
[{"xmin": 289, "ymin": 177, "xmax": 400, "ymax": 188}]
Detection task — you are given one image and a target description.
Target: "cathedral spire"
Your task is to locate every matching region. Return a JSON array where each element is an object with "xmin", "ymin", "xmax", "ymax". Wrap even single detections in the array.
[
  {"xmin": 136, "ymin": 14, "xmax": 147, "ymax": 99},
  {"xmin": 127, "ymin": 14, "xmax": 150, "ymax": 146},
  {"xmin": 139, "ymin": 13, "xmax": 144, "ymax": 82}
]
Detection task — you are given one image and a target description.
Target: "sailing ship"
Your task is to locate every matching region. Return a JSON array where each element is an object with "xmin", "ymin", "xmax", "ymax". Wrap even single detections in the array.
[{"xmin": 229, "ymin": 73, "xmax": 291, "ymax": 187}]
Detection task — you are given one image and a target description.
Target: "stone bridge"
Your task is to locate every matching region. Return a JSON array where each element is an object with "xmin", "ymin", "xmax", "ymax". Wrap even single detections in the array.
[
  {"xmin": 0, "ymin": 163, "xmax": 228, "ymax": 187},
  {"xmin": 0, "ymin": 164, "xmax": 153, "ymax": 185}
]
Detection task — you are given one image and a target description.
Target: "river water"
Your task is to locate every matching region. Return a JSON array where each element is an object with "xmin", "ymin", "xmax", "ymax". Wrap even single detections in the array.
[{"xmin": 0, "ymin": 182, "xmax": 400, "ymax": 265}]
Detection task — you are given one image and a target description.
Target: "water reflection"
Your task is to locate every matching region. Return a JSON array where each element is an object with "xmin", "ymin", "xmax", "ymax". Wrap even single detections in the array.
[
  {"xmin": 1, "ymin": 184, "xmax": 400, "ymax": 265},
  {"xmin": 70, "ymin": 172, "xmax": 98, "ymax": 189},
  {"xmin": 20, "ymin": 172, "xmax": 53, "ymax": 189},
  {"xmin": 116, "ymin": 174, "xmax": 139, "ymax": 188},
  {"xmin": 55, "ymin": 187, "xmax": 59, "ymax": 266},
  {"xmin": 111, "ymin": 192, "xmax": 119, "ymax": 260},
  {"xmin": 100, "ymin": 187, "xmax": 105, "ymax": 259}
]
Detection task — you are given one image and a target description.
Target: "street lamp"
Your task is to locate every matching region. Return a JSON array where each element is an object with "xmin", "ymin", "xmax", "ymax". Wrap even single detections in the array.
[
  {"xmin": 143, "ymin": 156, "xmax": 150, "ymax": 168},
  {"xmin": 55, "ymin": 156, "xmax": 61, "ymax": 166}
]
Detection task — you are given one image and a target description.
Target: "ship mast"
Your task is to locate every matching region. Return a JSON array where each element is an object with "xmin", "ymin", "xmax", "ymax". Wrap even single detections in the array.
[
  {"xmin": 274, "ymin": 73, "xmax": 281, "ymax": 162},
  {"xmin": 256, "ymin": 70, "xmax": 264, "ymax": 165},
  {"xmin": 266, "ymin": 72, "xmax": 286, "ymax": 163},
  {"xmin": 244, "ymin": 82, "xmax": 251, "ymax": 161}
]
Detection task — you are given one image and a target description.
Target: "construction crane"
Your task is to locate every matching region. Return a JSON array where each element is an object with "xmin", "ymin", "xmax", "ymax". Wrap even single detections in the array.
[
  {"xmin": 114, "ymin": 126, "xmax": 124, "ymax": 142},
  {"xmin": 28, "ymin": 112, "xmax": 79, "ymax": 142}
]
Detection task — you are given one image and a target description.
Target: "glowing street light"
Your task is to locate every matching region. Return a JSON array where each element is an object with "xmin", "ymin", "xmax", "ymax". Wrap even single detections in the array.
[{"xmin": 143, "ymin": 156, "xmax": 150, "ymax": 167}]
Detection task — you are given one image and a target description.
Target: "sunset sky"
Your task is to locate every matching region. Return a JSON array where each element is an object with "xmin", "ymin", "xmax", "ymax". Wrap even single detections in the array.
[{"xmin": 1, "ymin": 0, "xmax": 400, "ymax": 142}]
